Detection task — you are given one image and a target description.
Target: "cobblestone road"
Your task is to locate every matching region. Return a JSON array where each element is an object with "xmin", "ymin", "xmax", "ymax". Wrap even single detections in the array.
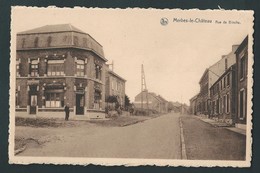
[{"xmin": 19, "ymin": 113, "xmax": 182, "ymax": 159}]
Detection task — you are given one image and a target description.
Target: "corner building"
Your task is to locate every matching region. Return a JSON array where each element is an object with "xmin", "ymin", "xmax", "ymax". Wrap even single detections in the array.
[{"xmin": 15, "ymin": 24, "xmax": 107, "ymax": 118}]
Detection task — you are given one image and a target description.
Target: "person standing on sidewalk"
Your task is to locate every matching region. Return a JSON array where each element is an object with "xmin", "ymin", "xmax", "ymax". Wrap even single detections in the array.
[{"xmin": 64, "ymin": 103, "xmax": 70, "ymax": 121}]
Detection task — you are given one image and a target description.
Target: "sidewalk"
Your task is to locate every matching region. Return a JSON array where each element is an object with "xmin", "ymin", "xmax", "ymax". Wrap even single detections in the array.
[{"xmin": 194, "ymin": 115, "xmax": 246, "ymax": 136}]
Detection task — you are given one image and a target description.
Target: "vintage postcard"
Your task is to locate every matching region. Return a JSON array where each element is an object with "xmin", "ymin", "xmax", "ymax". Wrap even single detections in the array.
[{"xmin": 9, "ymin": 7, "xmax": 254, "ymax": 167}]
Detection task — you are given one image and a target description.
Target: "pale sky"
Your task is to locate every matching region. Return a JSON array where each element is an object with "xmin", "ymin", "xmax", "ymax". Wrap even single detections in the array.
[{"xmin": 12, "ymin": 7, "xmax": 253, "ymax": 104}]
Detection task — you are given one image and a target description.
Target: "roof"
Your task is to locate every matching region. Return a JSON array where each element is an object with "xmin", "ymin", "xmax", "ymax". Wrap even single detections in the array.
[
  {"xmin": 157, "ymin": 95, "xmax": 168, "ymax": 103},
  {"xmin": 171, "ymin": 101, "xmax": 182, "ymax": 107},
  {"xmin": 18, "ymin": 24, "xmax": 85, "ymax": 35},
  {"xmin": 209, "ymin": 64, "xmax": 236, "ymax": 90},
  {"xmin": 108, "ymin": 70, "xmax": 126, "ymax": 82},
  {"xmin": 189, "ymin": 94, "xmax": 198, "ymax": 101},
  {"xmin": 235, "ymin": 36, "xmax": 248, "ymax": 54},
  {"xmin": 199, "ymin": 68, "xmax": 209, "ymax": 84}
]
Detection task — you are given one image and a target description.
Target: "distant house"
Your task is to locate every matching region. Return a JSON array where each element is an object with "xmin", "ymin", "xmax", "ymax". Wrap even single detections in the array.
[
  {"xmin": 170, "ymin": 101, "xmax": 182, "ymax": 113},
  {"xmin": 104, "ymin": 65, "xmax": 126, "ymax": 107},
  {"xmin": 133, "ymin": 91, "xmax": 168, "ymax": 113}
]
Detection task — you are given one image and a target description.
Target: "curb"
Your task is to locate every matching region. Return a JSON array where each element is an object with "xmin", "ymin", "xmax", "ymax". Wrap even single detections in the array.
[{"xmin": 179, "ymin": 117, "xmax": 187, "ymax": 160}]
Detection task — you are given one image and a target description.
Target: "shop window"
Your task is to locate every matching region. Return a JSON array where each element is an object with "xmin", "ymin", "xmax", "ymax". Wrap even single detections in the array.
[
  {"xmin": 47, "ymin": 60, "xmax": 64, "ymax": 76},
  {"xmin": 240, "ymin": 56, "xmax": 245, "ymax": 80},
  {"xmin": 45, "ymin": 91, "xmax": 64, "ymax": 108},
  {"xmin": 76, "ymin": 59, "xmax": 85, "ymax": 76},
  {"xmin": 94, "ymin": 90, "xmax": 101, "ymax": 109},
  {"xmin": 30, "ymin": 60, "xmax": 38, "ymax": 77}
]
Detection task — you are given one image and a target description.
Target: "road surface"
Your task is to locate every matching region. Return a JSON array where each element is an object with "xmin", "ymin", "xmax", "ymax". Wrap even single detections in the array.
[
  {"xmin": 181, "ymin": 115, "xmax": 246, "ymax": 160},
  {"xmin": 19, "ymin": 113, "xmax": 182, "ymax": 159}
]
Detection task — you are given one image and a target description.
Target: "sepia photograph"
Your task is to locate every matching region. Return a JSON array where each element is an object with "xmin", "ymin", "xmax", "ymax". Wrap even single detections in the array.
[{"xmin": 9, "ymin": 7, "xmax": 254, "ymax": 167}]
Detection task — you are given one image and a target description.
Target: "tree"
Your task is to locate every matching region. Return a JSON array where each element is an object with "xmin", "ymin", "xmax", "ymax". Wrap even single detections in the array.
[{"xmin": 125, "ymin": 95, "xmax": 131, "ymax": 107}]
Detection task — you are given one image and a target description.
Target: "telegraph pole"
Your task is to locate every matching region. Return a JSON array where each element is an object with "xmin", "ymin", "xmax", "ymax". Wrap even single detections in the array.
[{"xmin": 141, "ymin": 64, "xmax": 149, "ymax": 115}]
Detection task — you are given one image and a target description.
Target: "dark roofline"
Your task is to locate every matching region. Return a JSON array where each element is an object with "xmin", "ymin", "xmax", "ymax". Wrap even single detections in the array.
[
  {"xmin": 235, "ymin": 36, "xmax": 248, "ymax": 54},
  {"xmin": 17, "ymin": 24, "xmax": 104, "ymax": 48},
  {"xmin": 199, "ymin": 68, "xmax": 209, "ymax": 84},
  {"xmin": 108, "ymin": 70, "xmax": 126, "ymax": 82},
  {"xmin": 16, "ymin": 46, "xmax": 108, "ymax": 62},
  {"xmin": 189, "ymin": 94, "xmax": 198, "ymax": 101}
]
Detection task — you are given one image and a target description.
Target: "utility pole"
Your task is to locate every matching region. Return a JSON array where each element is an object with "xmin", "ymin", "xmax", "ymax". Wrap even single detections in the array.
[{"xmin": 141, "ymin": 64, "xmax": 149, "ymax": 115}]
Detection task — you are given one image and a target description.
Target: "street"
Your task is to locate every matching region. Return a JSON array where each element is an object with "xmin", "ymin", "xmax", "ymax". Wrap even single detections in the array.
[
  {"xmin": 17, "ymin": 113, "xmax": 181, "ymax": 159},
  {"xmin": 16, "ymin": 113, "xmax": 246, "ymax": 160}
]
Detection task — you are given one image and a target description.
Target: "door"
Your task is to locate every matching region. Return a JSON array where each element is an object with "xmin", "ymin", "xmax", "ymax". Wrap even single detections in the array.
[
  {"xmin": 30, "ymin": 95, "xmax": 37, "ymax": 114},
  {"xmin": 76, "ymin": 94, "xmax": 84, "ymax": 115}
]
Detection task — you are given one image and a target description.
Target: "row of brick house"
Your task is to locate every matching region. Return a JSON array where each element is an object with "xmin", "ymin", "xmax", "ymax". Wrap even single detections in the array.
[
  {"xmin": 15, "ymin": 24, "xmax": 126, "ymax": 118},
  {"xmin": 190, "ymin": 36, "xmax": 249, "ymax": 129}
]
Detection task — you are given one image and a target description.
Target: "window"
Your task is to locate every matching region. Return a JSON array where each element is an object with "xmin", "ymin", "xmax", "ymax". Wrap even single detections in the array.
[
  {"xmin": 47, "ymin": 60, "xmax": 64, "ymax": 76},
  {"xmin": 226, "ymin": 93, "xmax": 230, "ymax": 113},
  {"xmin": 16, "ymin": 59, "xmax": 20, "ymax": 77},
  {"xmin": 223, "ymin": 77, "xmax": 226, "ymax": 88},
  {"xmin": 225, "ymin": 58, "xmax": 228, "ymax": 70},
  {"xmin": 47, "ymin": 36, "xmax": 52, "ymax": 47},
  {"xmin": 30, "ymin": 60, "xmax": 38, "ymax": 77},
  {"xmin": 240, "ymin": 56, "xmax": 245, "ymax": 79},
  {"xmin": 34, "ymin": 37, "xmax": 39, "ymax": 47},
  {"xmin": 45, "ymin": 91, "xmax": 64, "ymax": 108},
  {"xmin": 74, "ymin": 36, "xmax": 79, "ymax": 46},
  {"xmin": 83, "ymin": 38, "xmax": 88, "ymax": 47},
  {"xmin": 227, "ymin": 73, "xmax": 230, "ymax": 86},
  {"xmin": 76, "ymin": 59, "xmax": 85, "ymax": 76},
  {"xmin": 223, "ymin": 95, "xmax": 226, "ymax": 114},
  {"xmin": 220, "ymin": 80, "xmax": 222, "ymax": 90},
  {"xmin": 22, "ymin": 38, "xmax": 26, "ymax": 48},
  {"xmin": 219, "ymin": 97, "xmax": 222, "ymax": 114},
  {"xmin": 15, "ymin": 90, "xmax": 19, "ymax": 108},
  {"xmin": 216, "ymin": 99, "xmax": 219, "ymax": 114},
  {"xmin": 95, "ymin": 64, "xmax": 102, "ymax": 80},
  {"xmin": 239, "ymin": 89, "xmax": 246, "ymax": 119}
]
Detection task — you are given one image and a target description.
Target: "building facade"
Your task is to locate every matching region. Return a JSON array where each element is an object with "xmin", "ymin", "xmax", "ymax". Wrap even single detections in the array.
[
  {"xmin": 189, "ymin": 94, "xmax": 198, "ymax": 115},
  {"xmin": 15, "ymin": 24, "xmax": 108, "ymax": 118},
  {"xmin": 195, "ymin": 45, "xmax": 239, "ymax": 116},
  {"xmin": 105, "ymin": 66, "xmax": 126, "ymax": 107},
  {"xmin": 235, "ymin": 36, "xmax": 248, "ymax": 129},
  {"xmin": 209, "ymin": 65, "xmax": 237, "ymax": 124}
]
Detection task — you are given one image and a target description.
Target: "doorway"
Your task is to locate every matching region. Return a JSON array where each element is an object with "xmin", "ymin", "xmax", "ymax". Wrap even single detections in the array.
[
  {"xmin": 29, "ymin": 95, "xmax": 37, "ymax": 114},
  {"xmin": 76, "ymin": 93, "xmax": 84, "ymax": 115}
]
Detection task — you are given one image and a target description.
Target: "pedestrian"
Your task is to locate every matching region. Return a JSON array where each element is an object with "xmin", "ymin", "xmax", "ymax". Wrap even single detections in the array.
[{"xmin": 64, "ymin": 103, "xmax": 70, "ymax": 121}]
